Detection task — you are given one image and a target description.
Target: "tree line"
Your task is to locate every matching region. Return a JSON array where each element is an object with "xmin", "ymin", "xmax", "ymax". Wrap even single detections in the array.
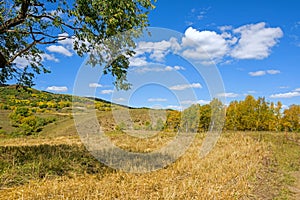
[{"xmin": 165, "ymin": 95, "xmax": 300, "ymax": 132}]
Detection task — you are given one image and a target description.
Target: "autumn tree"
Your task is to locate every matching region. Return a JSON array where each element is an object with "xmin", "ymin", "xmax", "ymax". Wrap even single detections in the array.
[
  {"xmin": 282, "ymin": 105, "xmax": 300, "ymax": 132},
  {"xmin": 198, "ymin": 104, "xmax": 211, "ymax": 132},
  {"xmin": 165, "ymin": 110, "xmax": 181, "ymax": 132},
  {"xmin": 225, "ymin": 100, "xmax": 239, "ymax": 131},
  {"xmin": 0, "ymin": 0, "xmax": 155, "ymax": 88}
]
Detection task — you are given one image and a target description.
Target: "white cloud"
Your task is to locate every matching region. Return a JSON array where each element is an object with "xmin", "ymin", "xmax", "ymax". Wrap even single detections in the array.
[
  {"xmin": 231, "ymin": 22, "xmax": 283, "ymax": 59},
  {"xmin": 129, "ymin": 56, "xmax": 148, "ymax": 67},
  {"xmin": 181, "ymin": 99, "xmax": 210, "ymax": 105},
  {"xmin": 164, "ymin": 65, "xmax": 185, "ymax": 71},
  {"xmin": 46, "ymin": 86, "xmax": 68, "ymax": 92},
  {"xmin": 89, "ymin": 83, "xmax": 103, "ymax": 88},
  {"xmin": 266, "ymin": 69, "xmax": 280, "ymax": 75},
  {"xmin": 217, "ymin": 92, "xmax": 239, "ymax": 98},
  {"xmin": 249, "ymin": 70, "xmax": 266, "ymax": 76},
  {"xmin": 101, "ymin": 89, "xmax": 114, "ymax": 94},
  {"xmin": 166, "ymin": 105, "xmax": 183, "ymax": 110},
  {"xmin": 132, "ymin": 65, "xmax": 185, "ymax": 74},
  {"xmin": 58, "ymin": 33, "xmax": 74, "ymax": 49},
  {"xmin": 46, "ymin": 45, "xmax": 73, "ymax": 57},
  {"xmin": 294, "ymin": 88, "xmax": 300, "ymax": 92},
  {"xmin": 148, "ymin": 98, "xmax": 167, "ymax": 102},
  {"xmin": 135, "ymin": 37, "xmax": 181, "ymax": 62},
  {"xmin": 169, "ymin": 83, "xmax": 202, "ymax": 91},
  {"xmin": 127, "ymin": 22, "xmax": 282, "ymax": 69},
  {"xmin": 13, "ymin": 53, "xmax": 58, "ymax": 69},
  {"xmin": 13, "ymin": 57, "xmax": 30, "ymax": 68},
  {"xmin": 249, "ymin": 69, "xmax": 281, "ymax": 76},
  {"xmin": 41, "ymin": 53, "xmax": 59, "ymax": 62},
  {"xmin": 181, "ymin": 27, "xmax": 228, "ymax": 61},
  {"xmin": 270, "ymin": 91, "xmax": 300, "ymax": 98},
  {"xmin": 219, "ymin": 25, "xmax": 233, "ymax": 32}
]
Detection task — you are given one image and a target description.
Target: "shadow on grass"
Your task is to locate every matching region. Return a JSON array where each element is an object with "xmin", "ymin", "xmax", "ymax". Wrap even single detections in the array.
[{"xmin": 0, "ymin": 144, "xmax": 115, "ymax": 188}]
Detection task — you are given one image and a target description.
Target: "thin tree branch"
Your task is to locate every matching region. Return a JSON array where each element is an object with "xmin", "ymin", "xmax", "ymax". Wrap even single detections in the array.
[
  {"xmin": 7, "ymin": 37, "xmax": 44, "ymax": 66},
  {"xmin": 28, "ymin": 14, "xmax": 81, "ymax": 30},
  {"xmin": 0, "ymin": 0, "xmax": 30, "ymax": 34}
]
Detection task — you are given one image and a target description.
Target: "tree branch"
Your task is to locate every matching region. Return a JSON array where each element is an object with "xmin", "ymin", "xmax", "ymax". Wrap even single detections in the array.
[
  {"xmin": 28, "ymin": 14, "xmax": 81, "ymax": 31},
  {"xmin": 0, "ymin": 51, "xmax": 7, "ymax": 68},
  {"xmin": 0, "ymin": 0, "xmax": 30, "ymax": 34},
  {"xmin": 7, "ymin": 37, "xmax": 44, "ymax": 66}
]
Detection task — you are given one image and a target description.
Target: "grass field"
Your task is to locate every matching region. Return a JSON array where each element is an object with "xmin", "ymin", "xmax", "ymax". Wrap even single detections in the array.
[{"xmin": 0, "ymin": 130, "xmax": 299, "ymax": 199}]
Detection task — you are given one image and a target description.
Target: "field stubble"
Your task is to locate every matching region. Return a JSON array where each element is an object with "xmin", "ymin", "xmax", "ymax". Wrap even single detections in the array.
[{"xmin": 0, "ymin": 131, "xmax": 293, "ymax": 199}]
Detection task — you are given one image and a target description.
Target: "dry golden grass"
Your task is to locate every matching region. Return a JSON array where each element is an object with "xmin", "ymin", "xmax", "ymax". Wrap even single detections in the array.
[
  {"xmin": 0, "ymin": 132, "xmax": 272, "ymax": 199},
  {"xmin": 0, "ymin": 135, "xmax": 81, "ymax": 147}
]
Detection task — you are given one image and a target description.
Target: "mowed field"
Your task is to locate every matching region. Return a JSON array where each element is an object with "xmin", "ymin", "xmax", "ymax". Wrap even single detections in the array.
[{"xmin": 0, "ymin": 114, "xmax": 299, "ymax": 200}]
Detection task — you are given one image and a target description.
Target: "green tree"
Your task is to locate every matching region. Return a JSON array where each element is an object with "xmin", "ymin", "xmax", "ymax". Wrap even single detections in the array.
[
  {"xmin": 181, "ymin": 104, "xmax": 200, "ymax": 132},
  {"xmin": 209, "ymin": 98, "xmax": 225, "ymax": 132},
  {"xmin": 0, "ymin": 0, "xmax": 155, "ymax": 88},
  {"xmin": 155, "ymin": 118, "xmax": 165, "ymax": 131}
]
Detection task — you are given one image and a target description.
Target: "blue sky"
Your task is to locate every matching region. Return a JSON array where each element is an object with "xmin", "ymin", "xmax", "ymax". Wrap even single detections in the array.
[{"xmin": 16, "ymin": 0, "xmax": 300, "ymax": 110}]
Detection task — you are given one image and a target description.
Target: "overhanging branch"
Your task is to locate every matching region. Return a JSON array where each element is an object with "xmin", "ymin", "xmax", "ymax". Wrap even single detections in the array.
[{"xmin": 0, "ymin": 0, "xmax": 30, "ymax": 34}]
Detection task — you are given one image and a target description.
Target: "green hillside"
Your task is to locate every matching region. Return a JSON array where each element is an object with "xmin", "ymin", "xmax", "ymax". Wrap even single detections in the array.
[{"xmin": 0, "ymin": 85, "xmax": 116, "ymax": 137}]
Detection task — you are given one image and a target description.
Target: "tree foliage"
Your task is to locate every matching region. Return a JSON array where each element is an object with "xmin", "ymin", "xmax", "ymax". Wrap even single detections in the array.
[
  {"xmin": 0, "ymin": 0, "xmax": 155, "ymax": 88},
  {"xmin": 165, "ymin": 95, "xmax": 299, "ymax": 133},
  {"xmin": 9, "ymin": 106, "xmax": 56, "ymax": 135}
]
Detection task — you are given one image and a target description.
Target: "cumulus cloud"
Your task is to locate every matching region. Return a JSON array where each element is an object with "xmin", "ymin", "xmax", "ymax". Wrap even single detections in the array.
[
  {"xmin": 13, "ymin": 53, "xmax": 58, "ymax": 68},
  {"xmin": 101, "ymin": 89, "xmax": 114, "ymax": 94},
  {"xmin": 217, "ymin": 92, "xmax": 239, "ymax": 98},
  {"xmin": 58, "ymin": 33, "xmax": 74, "ymax": 49},
  {"xmin": 295, "ymin": 88, "xmax": 300, "ymax": 92},
  {"xmin": 249, "ymin": 70, "xmax": 266, "ymax": 76},
  {"xmin": 270, "ymin": 91, "xmax": 300, "ymax": 98},
  {"xmin": 132, "ymin": 65, "xmax": 185, "ymax": 74},
  {"xmin": 166, "ymin": 105, "xmax": 183, "ymax": 110},
  {"xmin": 129, "ymin": 56, "xmax": 148, "ymax": 67},
  {"xmin": 249, "ymin": 69, "xmax": 281, "ymax": 76},
  {"xmin": 148, "ymin": 98, "xmax": 167, "ymax": 102},
  {"xmin": 46, "ymin": 86, "xmax": 68, "ymax": 92},
  {"xmin": 231, "ymin": 22, "xmax": 283, "ymax": 59},
  {"xmin": 169, "ymin": 83, "xmax": 202, "ymax": 91},
  {"xmin": 127, "ymin": 22, "xmax": 282, "ymax": 70},
  {"xmin": 89, "ymin": 83, "xmax": 103, "ymax": 88},
  {"xmin": 135, "ymin": 37, "xmax": 181, "ymax": 62},
  {"xmin": 41, "ymin": 53, "xmax": 59, "ymax": 62},
  {"xmin": 266, "ymin": 69, "xmax": 280, "ymax": 75},
  {"xmin": 218, "ymin": 25, "xmax": 233, "ymax": 32},
  {"xmin": 181, "ymin": 99, "xmax": 210, "ymax": 105},
  {"xmin": 46, "ymin": 45, "xmax": 73, "ymax": 57},
  {"xmin": 181, "ymin": 27, "xmax": 228, "ymax": 62},
  {"xmin": 13, "ymin": 57, "xmax": 31, "ymax": 68}
]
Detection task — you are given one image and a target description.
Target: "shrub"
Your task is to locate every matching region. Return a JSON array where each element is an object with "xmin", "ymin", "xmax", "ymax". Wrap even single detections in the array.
[{"xmin": 9, "ymin": 107, "xmax": 56, "ymax": 135}]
